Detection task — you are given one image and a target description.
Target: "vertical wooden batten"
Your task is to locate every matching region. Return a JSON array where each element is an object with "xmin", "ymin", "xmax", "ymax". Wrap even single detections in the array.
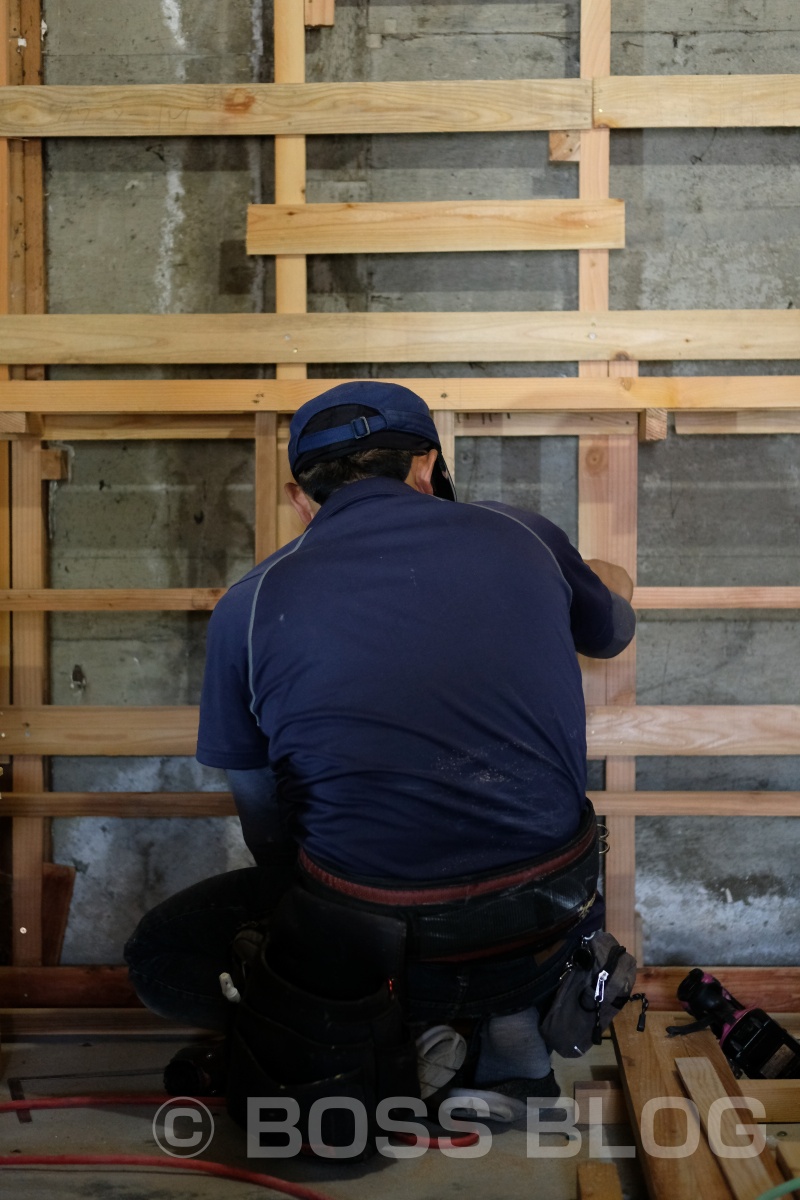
[
  {"xmin": 8, "ymin": 0, "xmax": 48, "ymax": 967},
  {"xmin": 263, "ymin": 0, "xmax": 307, "ymax": 563},
  {"xmin": 577, "ymin": 0, "xmax": 638, "ymax": 953}
]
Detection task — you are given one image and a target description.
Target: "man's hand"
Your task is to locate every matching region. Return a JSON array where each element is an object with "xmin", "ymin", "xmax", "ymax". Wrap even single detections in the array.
[{"xmin": 584, "ymin": 558, "xmax": 634, "ymax": 603}]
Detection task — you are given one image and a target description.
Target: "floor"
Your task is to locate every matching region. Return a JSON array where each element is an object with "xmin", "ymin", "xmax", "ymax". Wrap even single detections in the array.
[{"xmin": 0, "ymin": 1029, "xmax": 648, "ymax": 1199}]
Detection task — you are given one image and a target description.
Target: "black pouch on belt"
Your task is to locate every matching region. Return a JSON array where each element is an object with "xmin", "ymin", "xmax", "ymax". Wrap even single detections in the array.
[{"xmin": 226, "ymin": 886, "xmax": 419, "ymax": 1162}]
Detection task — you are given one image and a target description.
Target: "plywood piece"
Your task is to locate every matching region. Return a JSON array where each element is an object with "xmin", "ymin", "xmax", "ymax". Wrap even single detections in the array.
[
  {"xmin": 0, "ymin": 79, "xmax": 593, "ymax": 136},
  {"xmin": 2, "ymin": 375, "xmax": 800, "ymax": 414},
  {"xmin": 247, "ymin": 199, "xmax": 625, "ymax": 254},
  {"xmin": 595, "ymin": 75, "xmax": 800, "ymax": 129},
  {"xmin": 634, "ymin": 587, "xmax": 800, "ymax": 610},
  {"xmin": 588, "ymin": 791, "xmax": 800, "ymax": 817},
  {"xmin": 577, "ymin": 1162, "xmax": 624, "ymax": 1200},
  {"xmin": 639, "ymin": 407, "xmax": 668, "ymax": 442},
  {"xmin": 0, "ymin": 791, "xmax": 235, "ymax": 817},
  {"xmin": 612, "ymin": 1006, "xmax": 734, "ymax": 1200},
  {"xmin": 549, "ymin": 130, "xmax": 581, "ymax": 162},
  {"xmin": 675, "ymin": 1056, "xmax": 785, "ymax": 1198},
  {"xmin": 305, "ymin": 0, "xmax": 334, "ymax": 26},
  {"xmin": 0, "ymin": 588, "xmax": 225, "ymax": 611},
  {"xmin": 676, "ymin": 410, "xmax": 800, "ymax": 435}
]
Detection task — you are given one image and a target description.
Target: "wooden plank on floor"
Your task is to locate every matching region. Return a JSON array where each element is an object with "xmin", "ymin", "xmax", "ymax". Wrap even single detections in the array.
[
  {"xmin": 0, "ymin": 791, "xmax": 235, "ymax": 817},
  {"xmin": 0, "ymin": 79, "xmax": 593, "ymax": 136},
  {"xmin": 1, "ymin": 704, "xmax": 799, "ymax": 757},
  {"xmin": 595, "ymin": 74, "xmax": 800, "ymax": 129},
  {"xmin": 578, "ymin": 1079, "xmax": 800, "ymax": 1127},
  {"xmin": 613, "ymin": 1006, "xmax": 734, "ymax": 1199},
  {"xmin": 0, "ymin": 588, "xmax": 225, "ymax": 611},
  {"xmin": 0, "ymin": 311, "xmax": 799, "ymax": 364},
  {"xmin": 247, "ymin": 199, "xmax": 626, "ymax": 254},
  {"xmin": 2, "ymin": 376, "xmax": 800, "ymax": 413},
  {"xmin": 676, "ymin": 1056, "xmax": 785, "ymax": 1198},
  {"xmin": 577, "ymin": 1162, "xmax": 624, "ymax": 1200}
]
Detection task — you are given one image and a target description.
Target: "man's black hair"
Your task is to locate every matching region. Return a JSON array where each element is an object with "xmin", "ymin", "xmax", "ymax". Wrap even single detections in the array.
[{"xmin": 296, "ymin": 446, "xmax": 416, "ymax": 505}]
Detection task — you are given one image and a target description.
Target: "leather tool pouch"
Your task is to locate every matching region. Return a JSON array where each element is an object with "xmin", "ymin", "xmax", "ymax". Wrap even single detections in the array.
[{"xmin": 226, "ymin": 887, "xmax": 418, "ymax": 1162}]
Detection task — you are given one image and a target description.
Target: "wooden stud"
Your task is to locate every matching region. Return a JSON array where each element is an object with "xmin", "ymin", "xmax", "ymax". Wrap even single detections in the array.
[
  {"xmin": 455, "ymin": 412, "xmax": 636, "ymax": 436},
  {"xmin": 246, "ymin": 199, "xmax": 625, "ymax": 255},
  {"xmin": 676, "ymin": 410, "xmax": 800, "ymax": 435},
  {"xmin": 634, "ymin": 971, "xmax": 800, "ymax": 1013},
  {"xmin": 777, "ymin": 1143, "xmax": 800, "ymax": 1182},
  {"xmin": 40, "ymin": 412, "xmax": 256, "ymax": 440},
  {"xmin": 40, "ymin": 861, "xmax": 75, "ymax": 966},
  {"xmin": 0, "ymin": 1008, "xmax": 203, "ymax": 1038},
  {"xmin": 433, "ymin": 410, "xmax": 456, "ymax": 488},
  {"xmin": 0, "ymin": 588, "xmax": 226, "ymax": 611},
  {"xmin": 578, "ymin": 1079, "xmax": 800, "ymax": 1129},
  {"xmin": 254, "ymin": 411, "xmax": 280, "ymax": 562},
  {"xmin": 0, "ymin": 791, "xmax": 236, "ymax": 817}
]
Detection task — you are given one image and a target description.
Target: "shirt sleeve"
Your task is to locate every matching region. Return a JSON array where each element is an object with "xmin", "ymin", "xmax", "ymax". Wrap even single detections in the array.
[
  {"xmin": 196, "ymin": 585, "xmax": 271, "ymax": 770},
  {"xmin": 474, "ymin": 502, "xmax": 636, "ymax": 659}
]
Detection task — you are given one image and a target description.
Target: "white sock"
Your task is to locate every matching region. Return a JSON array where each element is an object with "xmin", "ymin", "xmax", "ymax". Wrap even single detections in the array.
[{"xmin": 474, "ymin": 1004, "xmax": 552, "ymax": 1084}]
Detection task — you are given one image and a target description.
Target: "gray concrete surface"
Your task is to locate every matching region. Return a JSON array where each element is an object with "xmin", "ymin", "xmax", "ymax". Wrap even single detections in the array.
[
  {"xmin": 37, "ymin": 2, "xmax": 800, "ymax": 971},
  {"xmin": 0, "ymin": 1033, "xmax": 650, "ymax": 1200}
]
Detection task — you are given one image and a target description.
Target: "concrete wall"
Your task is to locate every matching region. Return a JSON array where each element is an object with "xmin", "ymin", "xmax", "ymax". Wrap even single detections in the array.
[{"xmin": 41, "ymin": 1, "xmax": 800, "ymax": 969}]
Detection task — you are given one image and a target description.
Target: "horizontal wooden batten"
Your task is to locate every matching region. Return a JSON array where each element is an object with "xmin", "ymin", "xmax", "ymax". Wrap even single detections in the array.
[
  {"xmin": 0, "ymin": 311, "xmax": 798, "ymax": 365},
  {"xmin": 455, "ymin": 412, "xmax": 637, "ymax": 435},
  {"xmin": 1, "ymin": 790, "xmax": 796, "ymax": 819},
  {"xmin": 634, "ymin": 586, "xmax": 800, "ymax": 609},
  {"xmin": 3, "ymin": 967, "xmax": 799, "ymax": 1014},
  {"xmin": 2, "ymin": 376, "xmax": 800, "ymax": 414},
  {"xmin": 246, "ymin": 199, "xmax": 625, "ymax": 254},
  {"xmin": 0, "ymin": 587, "xmax": 796, "ymax": 616},
  {"xmin": 0, "ymin": 791, "xmax": 235, "ymax": 817},
  {"xmin": 675, "ymin": 410, "xmax": 800, "ymax": 435},
  {"xmin": 590, "ymin": 791, "xmax": 800, "ymax": 817},
  {"xmin": 0, "ymin": 588, "xmax": 224, "ymax": 611},
  {"xmin": 42, "ymin": 413, "xmax": 256, "ymax": 440},
  {"xmin": 0, "ymin": 1008, "xmax": 205, "ymax": 1037},
  {"xmin": 595, "ymin": 74, "xmax": 800, "ymax": 128},
  {"xmin": 0, "ymin": 80, "xmax": 591, "ymax": 137},
  {"xmin": 635, "ymin": 969, "xmax": 800, "ymax": 1013},
  {"xmin": 0, "ymin": 705, "xmax": 798, "ymax": 756}
]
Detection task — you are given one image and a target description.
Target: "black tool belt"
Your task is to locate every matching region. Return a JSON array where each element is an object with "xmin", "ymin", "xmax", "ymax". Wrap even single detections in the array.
[{"xmin": 298, "ymin": 800, "xmax": 600, "ymax": 963}]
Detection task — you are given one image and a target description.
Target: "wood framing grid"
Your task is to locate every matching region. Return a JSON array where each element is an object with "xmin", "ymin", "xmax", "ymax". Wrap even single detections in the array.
[{"xmin": 0, "ymin": 0, "xmax": 799, "ymax": 1006}]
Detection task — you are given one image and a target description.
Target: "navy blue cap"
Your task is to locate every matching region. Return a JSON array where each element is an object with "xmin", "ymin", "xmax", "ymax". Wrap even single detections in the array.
[{"xmin": 289, "ymin": 380, "xmax": 456, "ymax": 501}]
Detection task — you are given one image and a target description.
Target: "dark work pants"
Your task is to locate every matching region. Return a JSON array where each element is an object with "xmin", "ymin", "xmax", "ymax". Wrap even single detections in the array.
[{"xmin": 124, "ymin": 866, "xmax": 583, "ymax": 1032}]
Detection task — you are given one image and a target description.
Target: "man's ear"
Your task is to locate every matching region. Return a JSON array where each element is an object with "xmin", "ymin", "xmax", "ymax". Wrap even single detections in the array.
[
  {"xmin": 406, "ymin": 448, "xmax": 438, "ymax": 495},
  {"xmin": 284, "ymin": 481, "xmax": 319, "ymax": 527}
]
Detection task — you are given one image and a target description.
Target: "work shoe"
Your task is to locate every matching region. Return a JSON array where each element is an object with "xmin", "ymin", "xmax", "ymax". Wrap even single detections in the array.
[
  {"xmin": 447, "ymin": 1069, "xmax": 561, "ymax": 1122},
  {"xmin": 416, "ymin": 1024, "xmax": 468, "ymax": 1100}
]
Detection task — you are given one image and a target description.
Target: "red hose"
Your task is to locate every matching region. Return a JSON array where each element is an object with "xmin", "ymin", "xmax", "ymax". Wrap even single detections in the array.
[{"xmin": 0, "ymin": 1154, "xmax": 336, "ymax": 1199}]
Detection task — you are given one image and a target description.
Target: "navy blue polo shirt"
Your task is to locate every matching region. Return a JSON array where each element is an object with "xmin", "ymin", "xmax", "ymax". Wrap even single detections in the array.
[{"xmin": 197, "ymin": 477, "xmax": 634, "ymax": 880}]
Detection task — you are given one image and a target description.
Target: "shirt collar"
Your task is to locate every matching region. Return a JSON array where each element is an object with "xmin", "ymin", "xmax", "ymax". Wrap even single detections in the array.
[{"xmin": 309, "ymin": 476, "xmax": 420, "ymax": 528}]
